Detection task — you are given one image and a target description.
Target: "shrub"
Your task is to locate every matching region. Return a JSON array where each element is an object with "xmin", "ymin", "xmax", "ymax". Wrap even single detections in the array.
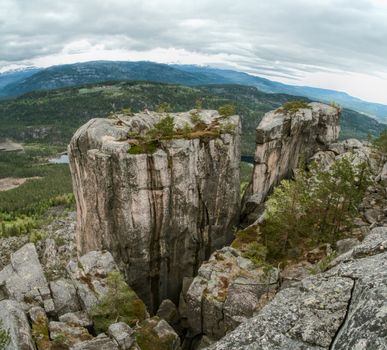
[
  {"xmin": 90, "ymin": 271, "xmax": 147, "ymax": 333},
  {"xmin": 242, "ymin": 242, "xmax": 267, "ymax": 266},
  {"xmin": 0, "ymin": 321, "xmax": 10, "ymax": 350},
  {"xmin": 190, "ymin": 111, "xmax": 203, "ymax": 125},
  {"xmin": 262, "ymin": 157, "xmax": 371, "ymax": 261},
  {"xmin": 218, "ymin": 104, "xmax": 236, "ymax": 117},
  {"xmin": 195, "ymin": 99, "xmax": 203, "ymax": 110},
  {"xmin": 157, "ymin": 102, "xmax": 171, "ymax": 113},
  {"xmin": 147, "ymin": 115, "xmax": 175, "ymax": 139},
  {"xmin": 373, "ymin": 129, "xmax": 387, "ymax": 154},
  {"xmin": 277, "ymin": 100, "xmax": 310, "ymax": 115}
]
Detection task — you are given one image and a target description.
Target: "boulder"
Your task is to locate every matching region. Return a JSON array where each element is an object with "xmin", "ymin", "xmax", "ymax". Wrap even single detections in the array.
[
  {"xmin": 59, "ymin": 311, "xmax": 92, "ymax": 329},
  {"xmin": 156, "ymin": 299, "xmax": 180, "ymax": 326},
  {"xmin": 0, "ymin": 243, "xmax": 49, "ymax": 303},
  {"xmin": 135, "ymin": 317, "xmax": 181, "ymax": 350},
  {"xmin": 50, "ymin": 278, "xmax": 81, "ymax": 315},
  {"xmin": 181, "ymin": 247, "xmax": 278, "ymax": 341},
  {"xmin": 69, "ymin": 109, "xmax": 241, "ymax": 310},
  {"xmin": 0, "ymin": 299, "xmax": 35, "ymax": 350},
  {"xmin": 108, "ymin": 322, "xmax": 135, "ymax": 349}
]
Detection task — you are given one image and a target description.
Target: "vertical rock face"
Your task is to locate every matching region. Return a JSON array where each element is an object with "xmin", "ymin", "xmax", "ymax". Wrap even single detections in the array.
[
  {"xmin": 243, "ymin": 102, "xmax": 340, "ymax": 219},
  {"xmin": 69, "ymin": 110, "xmax": 241, "ymax": 311}
]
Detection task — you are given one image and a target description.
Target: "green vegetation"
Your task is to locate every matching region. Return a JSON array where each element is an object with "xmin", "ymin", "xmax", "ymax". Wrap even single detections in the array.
[
  {"xmin": 262, "ymin": 157, "xmax": 371, "ymax": 261},
  {"xmin": 218, "ymin": 103, "xmax": 236, "ymax": 117},
  {"xmin": 277, "ymin": 100, "xmax": 311, "ymax": 115},
  {"xmin": 90, "ymin": 271, "xmax": 147, "ymax": 333},
  {"xmin": 135, "ymin": 317, "xmax": 177, "ymax": 350},
  {"xmin": 0, "ymin": 81, "xmax": 382, "ymax": 157},
  {"xmin": 373, "ymin": 129, "xmax": 387, "ymax": 154},
  {"xmin": 148, "ymin": 115, "xmax": 175, "ymax": 139},
  {"xmin": 0, "ymin": 144, "xmax": 74, "ymax": 238},
  {"xmin": 0, "ymin": 321, "xmax": 10, "ymax": 350},
  {"xmin": 157, "ymin": 102, "xmax": 171, "ymax": 113},
  {"xmin": 31, "ymin": 314, "xmax": 50, "ymax": 350}
]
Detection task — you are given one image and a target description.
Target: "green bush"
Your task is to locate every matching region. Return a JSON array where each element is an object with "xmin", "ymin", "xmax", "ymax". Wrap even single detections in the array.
[
  {"xmin": 0, "ymin": 321, "xmax": 10, "ymax": 350},
  {"xmin": 218, "ymin": 104, "xmax": 236, "ymax": 117},
  {"xmin": 157, "ymin": 102, "xmax": 171, "ymax": 113},
  {"xmin": 147, "ymin": 115, "xmax": 175, "ymax": 139},
  {"xmin": 90, "ymin": 271, "xmax": 147, "ymax": 333},
  {"xmin": 262, "ymin": 157, "xmax": 371, "ymax": 261},
  {"xmin": 277, "ymin": 100, "xmax": 310, "ymax": 115},
  {"xmin": 373, "ymin": 129, "xmax": 387, "ymax": 154}
]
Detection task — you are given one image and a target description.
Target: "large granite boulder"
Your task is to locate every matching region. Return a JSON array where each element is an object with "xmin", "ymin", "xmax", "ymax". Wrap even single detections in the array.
[
  {"xmin": 243, "ymin": 102, "xmax": 340, "ymax": 221},
  {"xmin": 180, "ymin": 247, "xmax": 278, "ymax": 342},
  {"xmin": 69, "ymin": 109, "xmax": 241, "ymax": 310},
  {"xmin": 208, "ymin": 227, "xmax": 387, "ymax": 349}
]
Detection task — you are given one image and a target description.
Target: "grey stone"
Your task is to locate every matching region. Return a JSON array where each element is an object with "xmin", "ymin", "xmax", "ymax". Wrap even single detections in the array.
[
  {"xmin": 335, "ymin": 238, "xmax": 360, "ymax": 255},
  {"xmin": 0, "ymin": 243, "xmax": 48, "ymax": 302},
  {"xmin": 108, "ymin": 322, "xmax": 135, "ymax": 349},
  {"xmin": 183, "ymin": 247, "xmax": 278, "ymax": 340},
  {"xmin": 156, "ymin": 299, "xmax": 180, "ymax": 325},
  {"xmin": 59, "ymin": 311, "xmax": 92, "ymax": 328},
  {"xmin": 0, "ymin": 299, "xmax": 35, "ymax": 350},
  {"xmin": 69, "ymin": 110, "xmax": 241, "ymax": 310},
  {"xmin": 70, "ymin": 334, "xmax": 119, "ymax": 350},
  {"xmin": 50, "ymin": 278, "xmax": 81, "ymax": 315},
  {"xmin": 49, "ymin": 321, "xmax": 92, "ymax": 345}
]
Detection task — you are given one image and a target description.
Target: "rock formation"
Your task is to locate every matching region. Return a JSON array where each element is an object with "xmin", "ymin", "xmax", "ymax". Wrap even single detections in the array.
[
  {"xmin": 208, "ymin": 227, "xmax": 387, "ymax": 350},
  {"xmin": 179, "ymin": 247, "xmax": 278, "ymax": 344},
  {"xmin": 243, "ymin": 102, "xmax": 340, "ymax": 221},
  {"xmin": 69, "ymin": 109, "xmax": 241, "ymax": 310}
]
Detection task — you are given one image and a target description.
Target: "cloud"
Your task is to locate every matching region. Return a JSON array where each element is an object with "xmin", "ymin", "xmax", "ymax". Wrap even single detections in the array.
[{"xmin": 1, "ymin": 0, "xmax": 387, "ymax": 102}]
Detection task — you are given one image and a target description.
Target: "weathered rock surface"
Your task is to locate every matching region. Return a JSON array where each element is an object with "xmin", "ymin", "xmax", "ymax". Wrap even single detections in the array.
[
  {"xmin": 208, "ymin": 227, "xmax": 387, "ymax": 349},
  {"xmin": 0, "ymin": 299, "xmax": 36, "ymax": 350},
  {"xmin": 180, "ymin": 247, "xmax": 278, "ymax": 342},
  {"xmin": 69, "ymin": 109, "xmax": 241, "ymax": 310},
  {"xmin": 243, "ymin": 102, "xmax": 340, "ymax": 221},
  {"xmin": 0, "ymin": 243, "xmax": 53, "ymax": 308}
]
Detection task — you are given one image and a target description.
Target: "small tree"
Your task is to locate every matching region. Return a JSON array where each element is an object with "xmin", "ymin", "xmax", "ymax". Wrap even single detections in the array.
[
  {"xmin": 157, "ymin": 102, "xmax": 171, "ymax": 113},
  {"xmin": 262, "ymin": 157, "xmax": 371, "ymax": 261},
  {"xmin": 147, "ymin": 115, "xmax": 175, "ymax": 140},
  {"xmin": 218, "ymin": 104, "xmax": 236, "ymax": 117}
]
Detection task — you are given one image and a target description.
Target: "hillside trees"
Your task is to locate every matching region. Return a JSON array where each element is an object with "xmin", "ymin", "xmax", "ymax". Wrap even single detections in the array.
[{"xmin": 262, "ymin": 157, "xmax": 371, "ymax": 260}]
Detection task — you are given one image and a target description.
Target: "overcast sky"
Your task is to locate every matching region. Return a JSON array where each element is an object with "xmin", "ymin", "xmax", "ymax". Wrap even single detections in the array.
[{"xmin": 1, "ymin": 0, "xmax": 387, "ymax": 103}]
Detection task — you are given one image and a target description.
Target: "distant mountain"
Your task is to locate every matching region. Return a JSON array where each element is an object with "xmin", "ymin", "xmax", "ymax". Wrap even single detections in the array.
[
  {"xmin": 0, "ymin": 61, "xmax": 386, "ymax": 123},
  {"xmin": 0, "ymin": 67, "xmax": 42, "ymax": 91}
]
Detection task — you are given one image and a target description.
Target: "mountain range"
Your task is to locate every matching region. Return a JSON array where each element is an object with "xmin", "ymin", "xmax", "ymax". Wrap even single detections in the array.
[{"xmin": 1, "ymin": 61, "xmax": 386, "ymax": 123}]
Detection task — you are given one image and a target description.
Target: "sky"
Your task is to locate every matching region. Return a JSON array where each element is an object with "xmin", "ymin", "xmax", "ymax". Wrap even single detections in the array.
[{"xmin": 1, "ymin": 0, "xmax": 387, "ymax": 104}]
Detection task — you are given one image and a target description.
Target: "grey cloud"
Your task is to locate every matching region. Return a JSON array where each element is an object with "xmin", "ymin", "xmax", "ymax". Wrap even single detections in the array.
[{"xmin": 1, "ymin": 0, "xmax": 387, "ymax": 79}]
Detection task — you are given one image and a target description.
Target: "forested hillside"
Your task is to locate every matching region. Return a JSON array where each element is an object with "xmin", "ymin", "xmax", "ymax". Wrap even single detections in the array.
[{"xmin": 0, "ymin": 81, "xmax": 383, "ymax": 156}]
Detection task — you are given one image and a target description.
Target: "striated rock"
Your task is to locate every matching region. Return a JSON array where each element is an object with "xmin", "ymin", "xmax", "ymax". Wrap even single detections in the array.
[
  {"xmin": 108, "ymin": 322, "xmax": 135, "ymax": 349},
  {"xmin": 181, "ymin": 247, "xmax": 278, "ymax": 341},
  {"xmin": 0, "ymin": 299, "xmax": 35, "ymax": 350},
  {"xmin": 70, "ymin": 333, "xmax": 119, "ymax": 350},
  {"xmin": 69, "ymin": 109, "xmax": 241, "ymax": 310},
  {"xmin": 0, "ymin": 243, "xmax": 52, "ymax": 306},
  {"xmin": 335, "ymin": 238, "xmax": 360, "ymax": 255},
  {"xmin": 243, "ymin": 102, "xmax": 340, "ymax": 220},
  {"xmin": 209, "ymin": 227, "xmax": 387, "ymax": 349}
]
